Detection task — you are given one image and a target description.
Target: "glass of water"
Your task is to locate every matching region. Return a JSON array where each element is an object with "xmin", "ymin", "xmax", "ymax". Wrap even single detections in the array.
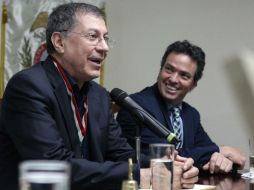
[
  {"xmin": 19, "ymin": 160, "xmax": 71, "ymax": 190},
  {"xmin": 149, "ymin": 143, "xmax": 175, "ymax": 190}
]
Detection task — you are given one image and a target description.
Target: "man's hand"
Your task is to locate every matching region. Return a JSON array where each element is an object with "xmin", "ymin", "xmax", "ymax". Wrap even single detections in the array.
[
  {"xmin": 140, "ymin": 155, "xmax": 199, "ymax": 189},
  {"xmin": 220, "ymin": 145, "xmax": 246, "ymax": 169},
  {"xmin": 202, "ymin": 152, "xmax": 233, "ymax": 173},
  {"xmin": 140, "ymin": 168, "xmax": 151, "ymax": 189},
  {"xmin": 175, "ymin": 155, "xmax": 199, "ymax": 189},
  {"xmin": 140, "ymin": 165, "xmax": 172, "ymax": 190}
]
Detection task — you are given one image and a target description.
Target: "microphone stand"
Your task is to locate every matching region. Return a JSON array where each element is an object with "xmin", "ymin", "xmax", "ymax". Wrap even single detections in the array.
[{"xmin": 135, "ymin": 125, "xmax": 141, "ymax": 167}]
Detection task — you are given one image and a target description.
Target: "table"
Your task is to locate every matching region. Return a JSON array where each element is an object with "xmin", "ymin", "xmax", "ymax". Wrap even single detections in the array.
[
  {"xmin": 140, "ymin": 170, "xmax": 253, "ymax": 190},
  {"xmin": 197, "ymin": 170, "xmax": 253, "ymax": 190}
]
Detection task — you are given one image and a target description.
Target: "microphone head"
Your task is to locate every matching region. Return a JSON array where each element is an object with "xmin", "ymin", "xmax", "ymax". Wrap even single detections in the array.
[{"xmin": 110, "ymin": 88, "xmax": 129, "ymax": 103}]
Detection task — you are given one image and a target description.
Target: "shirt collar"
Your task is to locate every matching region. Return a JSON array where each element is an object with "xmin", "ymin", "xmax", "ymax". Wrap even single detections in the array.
[
  {"xmin": 168, "ymin": 103, "xmax": 182, "ymax": 111},
  {"xmin": 63, "ymin": 70, "xmax": 89, "ymax": 96}
]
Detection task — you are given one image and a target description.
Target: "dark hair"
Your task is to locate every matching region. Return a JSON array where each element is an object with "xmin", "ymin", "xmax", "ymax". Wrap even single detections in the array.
[
  {"xmin": 46, "ymin": 2, "xmax": 105, "ymax": 54},
  {"xmin": 160, "ymin": 40, "xmax": 206, "ymax": 83}
]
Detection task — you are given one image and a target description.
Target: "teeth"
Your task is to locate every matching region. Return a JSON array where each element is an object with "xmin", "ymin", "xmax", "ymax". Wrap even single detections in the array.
[
  {"xmin": 89, "ymin": 58, "xmax": 102, "ymax": 64},
  {"xmin": 168, "ymin": 88, "xmax": 176, "ymax": 92},
  {"xmin": 90, "ymin": 56, "xmax": 103, "ymax": 61},
  {"xmin": 166, "ymin": 84, "xmax": 177, "ymax": 91}
]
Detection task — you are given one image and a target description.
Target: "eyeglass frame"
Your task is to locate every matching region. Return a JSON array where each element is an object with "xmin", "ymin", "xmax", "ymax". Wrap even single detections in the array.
[{"xmin": 59, "ymin": 29, "xmax": 115, "ymax": 48}]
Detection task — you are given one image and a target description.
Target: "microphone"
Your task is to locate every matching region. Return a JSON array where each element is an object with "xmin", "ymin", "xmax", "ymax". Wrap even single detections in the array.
[{"xmin": 110, "ymin": 88, "xmax": 180, "ymax": 145}]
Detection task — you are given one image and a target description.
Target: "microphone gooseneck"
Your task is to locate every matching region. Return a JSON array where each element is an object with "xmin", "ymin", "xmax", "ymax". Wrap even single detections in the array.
[{"xmin": 110, "ymin": 88, "xmax": 180, "ymax": 146}]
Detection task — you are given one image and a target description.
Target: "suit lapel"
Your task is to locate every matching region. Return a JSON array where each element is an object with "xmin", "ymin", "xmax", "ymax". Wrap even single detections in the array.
[
  {"xmin": 42, "ymin": 58, "xmax": 82, "ymax": 157},
  {"xmin": 85, "ymin": 83, "xmax": 104, "ymax": 161},
  {"xmin": 152, "ymin": 84, "xmax": 173, "ymax": 131},
  {"xmin": 180, "ymin": 103, "xmax": 194, "ymax": 147}
]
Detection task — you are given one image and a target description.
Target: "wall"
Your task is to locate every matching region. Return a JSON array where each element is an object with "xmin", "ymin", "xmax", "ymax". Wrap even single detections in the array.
[{"xmin": 104, "ymin": 0, "xmax": 254, "ymax": 165}]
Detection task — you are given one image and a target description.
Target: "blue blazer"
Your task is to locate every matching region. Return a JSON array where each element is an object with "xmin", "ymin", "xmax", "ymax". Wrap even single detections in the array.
[
  {"xmin": 0, "ymin": 56, "xmax": 140, "ymax": 190},
  {"xmin": 117, "ymin": 83, "xmax": 219, "ymax": 168}
]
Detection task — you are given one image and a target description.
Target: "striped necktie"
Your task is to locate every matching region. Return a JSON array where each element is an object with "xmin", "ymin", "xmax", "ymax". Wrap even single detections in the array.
[{"xmin": 171, "ymin": 106, "xmax": 182, "ymax": 149}]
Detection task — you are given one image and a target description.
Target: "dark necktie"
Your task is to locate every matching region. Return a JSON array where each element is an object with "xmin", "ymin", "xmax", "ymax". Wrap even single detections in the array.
[{"xmin": 172, "ymin": 107, "xmax": 182, "ymax": 149}]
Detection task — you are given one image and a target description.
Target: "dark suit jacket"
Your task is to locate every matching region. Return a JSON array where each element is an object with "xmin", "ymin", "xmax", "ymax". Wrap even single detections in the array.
[
  {"xmin": 117, "ymin": 83, "xmax": 219, "ymax": 168},
  {"xmin": 0, "ymin": 57, "xmax": 140, "ymax": 190}
]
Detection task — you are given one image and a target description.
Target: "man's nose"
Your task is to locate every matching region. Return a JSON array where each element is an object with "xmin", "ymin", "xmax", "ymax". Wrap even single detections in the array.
[
  {"xmin": 169, "ymin": 72, "xmax": 179, "ymax": 82},
  {"xmin": 96, "ymin": 39, "xmax": 109, "ymax": 52}
]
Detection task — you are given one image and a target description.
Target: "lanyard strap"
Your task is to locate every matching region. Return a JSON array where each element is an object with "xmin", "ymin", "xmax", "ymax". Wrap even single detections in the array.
[{"xmin": 52, "ymin": 58, "xmax": 88, "ymax": 142}]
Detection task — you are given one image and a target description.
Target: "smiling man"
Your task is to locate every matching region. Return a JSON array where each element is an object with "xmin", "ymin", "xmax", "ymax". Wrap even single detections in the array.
[
  {"xmin": 0, "ymin": 3, "xmax": 200, "ymax": 190},
  {"xmin": 117, "ymin": 40, "xmax": 246, "ymax": 174}
]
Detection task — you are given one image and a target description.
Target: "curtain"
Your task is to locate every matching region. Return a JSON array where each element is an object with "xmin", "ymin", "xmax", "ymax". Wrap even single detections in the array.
[{"xmin": 0, "ymin": 0, "xmax": 105, "ymax": 97}]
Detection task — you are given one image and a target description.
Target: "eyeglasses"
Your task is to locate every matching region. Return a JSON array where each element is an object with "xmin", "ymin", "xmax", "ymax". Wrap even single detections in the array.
[{"xmin": 61, "ymin": 30, "xmax": 115, "ymax": 48}]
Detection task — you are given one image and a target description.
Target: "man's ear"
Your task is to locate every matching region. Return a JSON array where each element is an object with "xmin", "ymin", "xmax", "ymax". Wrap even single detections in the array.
[
  {"xmin": 190, "ymin": 82, "xmax": 197, "ymax": 91},
  {"xmin": 156, "ymin": 68, "xmax": 163, "ymax": 81},
  {"xmin": 51, "ymin": 32, "xmax": 64, "ymax": 53}
]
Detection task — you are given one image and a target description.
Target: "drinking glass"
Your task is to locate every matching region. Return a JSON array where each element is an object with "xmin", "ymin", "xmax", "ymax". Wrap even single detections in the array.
[
  {"xmin": 19, "ymin": 160, "xmax": 70, "ymax": 190},
  {"xmin": 149, "ymin": 143, "xmax": 175, "ymax": 190}
]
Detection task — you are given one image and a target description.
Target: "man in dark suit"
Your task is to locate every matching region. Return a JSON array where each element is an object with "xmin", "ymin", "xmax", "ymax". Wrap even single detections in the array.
[
  {"xmin": 0, "ymin": 3, "xmax": 198, "ymax": 190},
  {"xmin": 117, "ymin": 40, "xmax": 246, "ymax": 174}
]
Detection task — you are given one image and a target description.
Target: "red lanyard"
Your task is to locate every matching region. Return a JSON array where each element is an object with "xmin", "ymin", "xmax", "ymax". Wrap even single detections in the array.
[{"xmin": 52, "ymin": 58, "xmax": 88, "ymax": 142}]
